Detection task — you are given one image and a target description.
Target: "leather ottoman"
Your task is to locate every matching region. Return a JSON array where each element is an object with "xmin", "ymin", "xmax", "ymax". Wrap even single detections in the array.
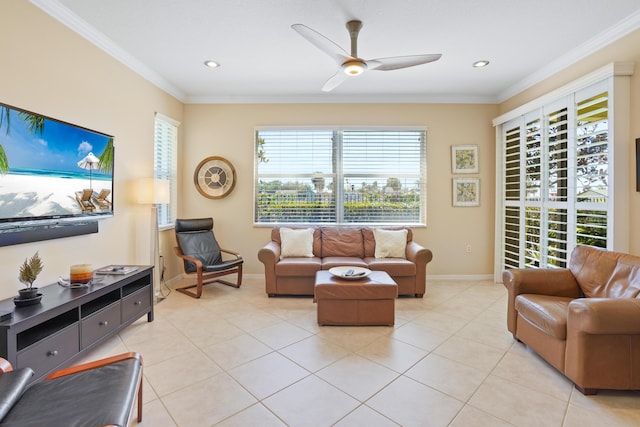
[{"xmin": 314, "ymin": 270, "xmax": 398, "ymax": 326}]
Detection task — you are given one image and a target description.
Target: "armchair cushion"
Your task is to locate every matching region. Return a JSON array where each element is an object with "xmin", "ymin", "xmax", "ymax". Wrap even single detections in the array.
[
  {"xmin": 0, "ymin": 357, "xmax": 141, "ymax": 427},
  {"xmin": 0, "ymin": 368, "xmax": 33, "ymax": 421},
  {"xmin": 569, "ymin": 245, "xmax": 640, "ymax": 298},
  {"xmin": 176, "ymin": 231, "xmax": 222, "ymax": 272},
  {"xmin": 515, "ymin": 295, "xmax": 573, "ymax": 339}
]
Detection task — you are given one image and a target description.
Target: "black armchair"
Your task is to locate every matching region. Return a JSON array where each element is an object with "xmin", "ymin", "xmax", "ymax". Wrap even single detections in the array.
[{"xmin": 174, "ymin": 218, "xmax": 243, "ymax": 298}]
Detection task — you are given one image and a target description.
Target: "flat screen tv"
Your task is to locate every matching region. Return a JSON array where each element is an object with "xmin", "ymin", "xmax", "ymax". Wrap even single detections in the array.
[{"xmin": 0, "ymin": 102, "xmax": 114, "ymax": 245}]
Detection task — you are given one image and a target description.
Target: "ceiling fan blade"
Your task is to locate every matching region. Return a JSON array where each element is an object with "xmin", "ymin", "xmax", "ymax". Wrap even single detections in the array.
[
  {"xmin": 367, "ymin": 54, "xmax": 442, "ymax": 71},
  {"xmin": 321, "ymin": 69, "xmax": 349, "ymax": 92},
  {"xmin": 291, "ymin": 24, "xmax": 351, "ymax": 65}
]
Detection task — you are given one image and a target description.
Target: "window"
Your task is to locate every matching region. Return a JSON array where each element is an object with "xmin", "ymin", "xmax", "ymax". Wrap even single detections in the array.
[
  {"xmin": 255, "ymin": 128, "xmax": 426, "ymax": 225},
  {"xmin": 499, "ymin": 82, "xmax": 610, "ymax": 270},
  {"xmin": 154, "ymin": 113, "xmax": 179, "ymax": 229}
]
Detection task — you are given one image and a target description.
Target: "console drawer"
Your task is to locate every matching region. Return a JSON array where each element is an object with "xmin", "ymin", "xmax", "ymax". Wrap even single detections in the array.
[
  {"xmin": 81, "ymin": 303, "xmax": 120, "ymax": 348},
  {"xmin": 122, "ymin": 287, "xmax": 151, "ymax": 322},
  {"xmin": 17, "ymin": 324, "xmax": 79, "ymax": 379}
]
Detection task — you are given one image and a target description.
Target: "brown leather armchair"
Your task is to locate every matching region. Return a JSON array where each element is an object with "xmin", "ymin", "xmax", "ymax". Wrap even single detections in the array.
[{"xmin": 503, "ymin": 245, "xmax": 640, "ymax": 395}]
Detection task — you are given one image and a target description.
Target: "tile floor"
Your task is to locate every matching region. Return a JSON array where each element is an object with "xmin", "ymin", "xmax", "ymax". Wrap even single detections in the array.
[{"xmin": 81, "ymin": 276, "xmax": 640, "ymax": 426}]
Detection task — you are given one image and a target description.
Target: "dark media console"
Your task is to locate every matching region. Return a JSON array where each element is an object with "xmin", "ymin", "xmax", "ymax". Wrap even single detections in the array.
[{"xmin": 0, "ymin": 266, "xmax": 153, "ymax": 382}]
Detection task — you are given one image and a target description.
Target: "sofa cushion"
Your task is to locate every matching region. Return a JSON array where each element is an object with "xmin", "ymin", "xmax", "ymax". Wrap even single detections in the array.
[
  {"xmin": 366, "ymin": 258, "xmax": 416, "ymax": 276},
  {"xmin": 275, "ymin": 257, "xmax": 322, "ymax": 276},
  {"xmin": 515, "ymin": 294, "xmax": 573, "ymax": 339},
  {"xmin": 322, "ymin": 257, "xmax": 368, "ymax": 270},
  {"xmin": 279, "ymin": 228, "xmax": 314, "ymax": 259},
  {"xmin": 363, "ymin": 227, "xmax": 412, "ymax": 257},
  {"xmin": 373, "ymin": 228, "xmax": 408, "ymax": 258},
  {"xmin": 321, "ymin": 227, "xmax": 364, "ymax": 258},
  {"xmin": 272, "ymin": 227, "xmax": 321, "ymax": 256}
]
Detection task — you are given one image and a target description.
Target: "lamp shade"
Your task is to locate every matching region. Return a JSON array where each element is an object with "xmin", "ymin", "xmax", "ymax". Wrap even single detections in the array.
[{"xmin": 137, "ymin": 178, "xmax": 170, "ymax": 204}]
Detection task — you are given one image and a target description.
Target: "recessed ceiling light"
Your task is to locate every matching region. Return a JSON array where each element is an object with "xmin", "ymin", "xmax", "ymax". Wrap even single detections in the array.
[
  {"xmin": 472, "ymin": 60, "xmax": 490, "ymax": 68},
  {"xmin": 204, "ymin": 60, "xmax": 220, "ymax": 68}
]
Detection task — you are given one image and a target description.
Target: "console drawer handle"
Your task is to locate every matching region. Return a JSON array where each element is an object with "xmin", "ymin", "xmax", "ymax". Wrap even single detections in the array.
[
  {"xmin": 47, "ymin": 350, "xmax": 58, "ymax": 357},
  {"xmin": 99, "ymin": 320, "xmax": 108, "ymax": 326},
  {"xmin": 134, "ymin": 301, "xmax": 142, "ymax": 306}
]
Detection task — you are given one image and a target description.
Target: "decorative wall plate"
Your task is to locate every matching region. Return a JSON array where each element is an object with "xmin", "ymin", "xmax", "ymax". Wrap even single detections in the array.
[{"xmin": 194, "ymin": 156, "xmax": 236, "ymax": 199}]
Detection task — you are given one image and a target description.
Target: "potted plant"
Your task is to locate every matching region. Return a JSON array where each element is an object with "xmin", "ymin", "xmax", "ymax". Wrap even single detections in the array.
[{"xmin": 18, "ymin": 251, "xmax": 44, "ymax": 300}]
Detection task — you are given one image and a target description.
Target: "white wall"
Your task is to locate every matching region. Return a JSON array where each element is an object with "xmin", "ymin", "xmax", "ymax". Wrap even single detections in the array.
[
  {"xmin": 0, "ymin": 2, "xmax": 183, "ymax": 299},
  {"xmin": 180, "ymin": 103, "xmax": 498, "ymax": 277}
]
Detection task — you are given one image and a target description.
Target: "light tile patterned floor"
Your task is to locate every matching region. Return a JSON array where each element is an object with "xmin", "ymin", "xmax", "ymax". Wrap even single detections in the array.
[{"xmin": 81, "ymin": 277, "xmax": 640, "ymax": 426}]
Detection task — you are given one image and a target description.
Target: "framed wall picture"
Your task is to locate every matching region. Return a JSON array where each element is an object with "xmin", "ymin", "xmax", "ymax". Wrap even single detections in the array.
[
  {"xmin": 451, "ymin": 145, "xmax": 479, "ymax": 174},
  {"xmin": 453, "ymin": 177, "xmax": 480, "ymax": 206}
]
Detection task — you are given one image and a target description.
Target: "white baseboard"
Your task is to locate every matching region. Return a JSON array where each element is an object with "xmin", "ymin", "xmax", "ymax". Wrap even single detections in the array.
[
  {"xmin": 428, "ymin": 274, "xmax": 495, "ymax": 282},
  {"xmin": 166, "ymin": 272, "xmax": 496, "ymax": 285}
]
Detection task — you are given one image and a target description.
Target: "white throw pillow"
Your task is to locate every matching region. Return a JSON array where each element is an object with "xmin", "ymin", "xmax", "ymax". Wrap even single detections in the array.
[
  {"xmin": 373, "ymin": 228, "xmax": 408, "ymax": 258},
  {"xmin": 279, "ymin": 228, "xmax": 314, "ymax": 259}
]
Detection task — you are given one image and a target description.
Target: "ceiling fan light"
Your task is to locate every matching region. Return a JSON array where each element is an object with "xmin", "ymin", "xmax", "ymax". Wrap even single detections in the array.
[{"xmin": 343, "ymin": 62, "xmax": 365, "ymax": 76}]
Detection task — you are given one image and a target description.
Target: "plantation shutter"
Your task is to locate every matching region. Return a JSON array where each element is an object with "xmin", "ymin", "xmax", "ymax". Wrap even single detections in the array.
[
  {"xmin": 498, "ymin": 81, "xmax": 611, "ymax": 272},
  {"xmin": 503, "ymin": 124, "xmax": 521, "ymax": 269},
  {"xmin": 575, "ymin": 91, "xmax": 609, "ymax": 248},
  {"xmin": 154, "ymin": 114, "xmax": 179, "ymax": 228}
]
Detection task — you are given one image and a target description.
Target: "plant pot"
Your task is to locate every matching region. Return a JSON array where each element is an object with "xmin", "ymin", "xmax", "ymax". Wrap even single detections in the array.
[{"xmin": 18, "ymin": 288, "xmax": 39, "ymax": 300}]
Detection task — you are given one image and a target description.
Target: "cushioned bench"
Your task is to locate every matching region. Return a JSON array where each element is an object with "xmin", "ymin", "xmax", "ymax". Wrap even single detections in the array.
[
  {"xmin": 315, "ymin": 270, "xmax": 398, "ymax": 326},
  {"xmin": 0, "ymin": 352, "xmax": 143, "ymax": 426}
]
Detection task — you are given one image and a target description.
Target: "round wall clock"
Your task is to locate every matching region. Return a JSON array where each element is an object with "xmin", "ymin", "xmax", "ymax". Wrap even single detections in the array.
[{"xmin": 194, "ymin": 156, "xmax": 236, "ymax": 199}]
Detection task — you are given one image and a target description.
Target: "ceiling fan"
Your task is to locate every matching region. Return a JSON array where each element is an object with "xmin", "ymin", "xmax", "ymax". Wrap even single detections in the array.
[{"xmin": 291, "ymin": 20, "xmax": 442, "ymax": 92}]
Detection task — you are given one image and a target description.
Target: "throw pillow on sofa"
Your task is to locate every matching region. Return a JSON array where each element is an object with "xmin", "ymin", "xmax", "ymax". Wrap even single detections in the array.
[
  {"xmin": 373, "ymin": 228, "xmax": 407, "ymax": 258},
  {"xmin": 279, "ymin": 228, "xmax": 314, "ymax": 259}
]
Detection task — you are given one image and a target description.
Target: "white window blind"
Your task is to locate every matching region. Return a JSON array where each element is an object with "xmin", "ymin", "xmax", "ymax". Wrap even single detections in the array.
[
  {"xmin": 255, "ymin": 128, "xmax": 426, "ymax": 225},
  {"xmin": 154, "ymin": 113, "xmax": 179, "ymax": 228},
  {"xmin": 499, "ymin": 82, "xmax": 610, "ymax": 271}
]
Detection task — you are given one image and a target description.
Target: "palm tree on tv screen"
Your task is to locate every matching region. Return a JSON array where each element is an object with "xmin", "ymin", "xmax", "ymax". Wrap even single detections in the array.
[
  {"xmin": 0, "ymin": 107, "xmax": 45, "ymax": 174},
  {"xmin": 98, "ymin": 137, "xmax": 114, "ymax": 173}
]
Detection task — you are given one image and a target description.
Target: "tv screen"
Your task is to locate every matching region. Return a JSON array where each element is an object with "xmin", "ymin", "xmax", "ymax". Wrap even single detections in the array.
[{"xmin": 0, "ymin": 102, "xmax": 114, "ymax": 231}]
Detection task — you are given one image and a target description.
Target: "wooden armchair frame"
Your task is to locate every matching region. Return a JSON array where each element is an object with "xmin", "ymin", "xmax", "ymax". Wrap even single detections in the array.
[{"xmin": 174, "ymin": 246, "xmax": 243, "ymax": 298}]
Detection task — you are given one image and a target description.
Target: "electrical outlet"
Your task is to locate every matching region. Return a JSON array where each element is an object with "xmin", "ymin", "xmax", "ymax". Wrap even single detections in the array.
[{"xmin": 466, "ymin": 244, "xmax": 472, "ymax": 253}]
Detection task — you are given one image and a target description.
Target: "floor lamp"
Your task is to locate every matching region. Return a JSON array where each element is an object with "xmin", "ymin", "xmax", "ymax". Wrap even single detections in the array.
[{"xmin": 137, "ymin": 178, "xmax": 170, "ymax": 304}]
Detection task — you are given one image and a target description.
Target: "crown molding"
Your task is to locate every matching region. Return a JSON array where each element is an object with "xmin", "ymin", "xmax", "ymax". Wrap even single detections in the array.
[
  {"xmin": 493, "ymin": 62, "xmax": 634, "ymax": 126},
  {"xmin": 497, "ymin": 10, "xmax": 640, "ymax": 103},
  {"xmin": 30, "ymin": 0, "xmax": 187, "ymax": 102},
  {"xmin": 184, "ymin": 93, "xmax": 499, "ymax": 104}
]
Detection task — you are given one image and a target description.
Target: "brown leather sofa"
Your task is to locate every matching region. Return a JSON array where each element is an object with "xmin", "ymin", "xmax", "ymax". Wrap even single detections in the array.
[
  {"xmin": 258, "ymin": 226, "xmax": 433, "ymax": 297},
  {"xmin": 503, "ymin": 245, "xmax": 640, "ymax": 395}
]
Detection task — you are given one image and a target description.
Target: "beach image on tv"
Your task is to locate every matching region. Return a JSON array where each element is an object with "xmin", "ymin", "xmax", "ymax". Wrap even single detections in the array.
[{"xmin": 0, "ymin": 103, "xmax": 114, "ymax": 224}]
